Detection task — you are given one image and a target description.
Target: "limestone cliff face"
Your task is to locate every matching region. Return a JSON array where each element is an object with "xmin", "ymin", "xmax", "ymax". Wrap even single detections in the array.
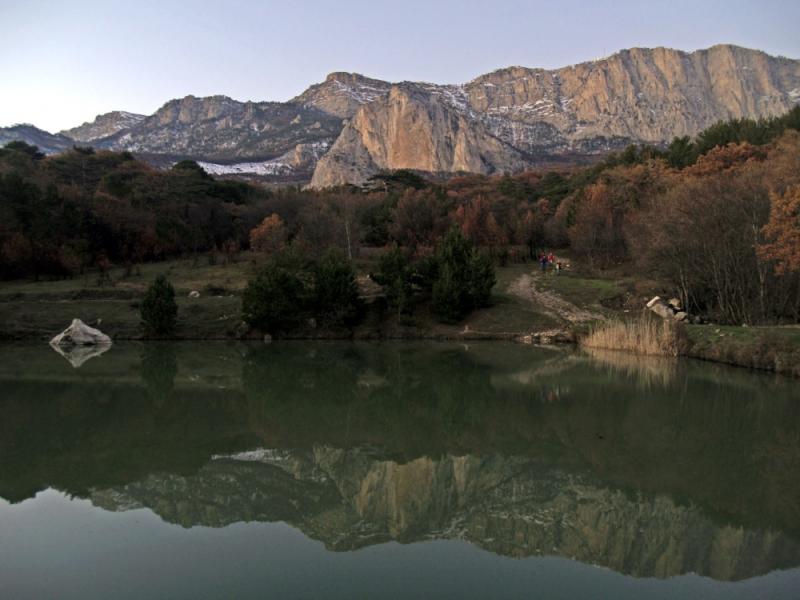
[
  {"xmin": 292, "ymin": 72, "xmax": 391, "ymax": 119},
  {"xmin": 90, "ymin": 447, "xmax": 800, "ymax": 580},
  {"xmin": 309, "ymin": 83, "xmax": 528, "ymax": 187},
  {"xmin": 6, "ymin": 45, "xmax": 798, "ymax": 183},
  {"xmin": 465, "ymin": 44, "xmax": 800, "ymax": 149},
  {"xmin": 310, "ymin": 45, "xmax": 800, "ymax": 187}
]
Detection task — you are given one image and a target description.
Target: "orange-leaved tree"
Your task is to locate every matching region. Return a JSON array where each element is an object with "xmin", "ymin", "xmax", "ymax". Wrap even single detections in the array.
[
  {"xmin": 759, "ymin": 185, "xmax": 800, "ymax": 275},
  {"xmin": 250, "ymin": 214, "xmax": 288, "ymax": 255}
]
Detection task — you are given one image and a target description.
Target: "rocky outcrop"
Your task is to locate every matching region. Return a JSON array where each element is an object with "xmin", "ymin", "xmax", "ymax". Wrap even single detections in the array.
[
  {"xmin": 292, "ymin": 72, "xmax": 391, "ymax": 119},
  {"xmin": 50, "ymin": 318, "xmax": 112, "ymax": 346},
  {"xmin": 310, "ymin": 83, "xmax": 529, "ymax": 187},
  {"xmin": 98, "ymin": 95, "xmax": 343, "ymax": 162},
  {"xmin": 464, "ymin": 45, "xmax": 800, "ymax": 152},
  {"xmin": 5, "ymin": 45, "xmax": 799, "ymax": 184},
  {"xmin": 647, "ymin": 296, "xmax": 703, "ymax": 323},
  {"xmin": 311, "ymin": 45, "xmax": 800, "ymax": 186},
  {"xmin": 61, "ymin": 111, "xmax": 146, "ymax": 142}
]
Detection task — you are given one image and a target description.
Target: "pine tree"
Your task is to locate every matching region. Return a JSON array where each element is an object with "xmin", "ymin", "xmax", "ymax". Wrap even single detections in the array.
[{"xmin": 141, "ymin": 275, "xmax": 178, "ymax": 336}]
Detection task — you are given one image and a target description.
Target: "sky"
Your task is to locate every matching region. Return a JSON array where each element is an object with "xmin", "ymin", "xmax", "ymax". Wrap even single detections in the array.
[{"xmin": 2, "ymin": 0, "xmax": 799, "ymax": 132}]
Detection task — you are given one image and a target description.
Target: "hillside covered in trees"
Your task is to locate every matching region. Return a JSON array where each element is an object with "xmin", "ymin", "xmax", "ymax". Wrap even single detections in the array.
[{"xmin": 1, "ymin": 107, "xmax": 800, "ymax": 326}]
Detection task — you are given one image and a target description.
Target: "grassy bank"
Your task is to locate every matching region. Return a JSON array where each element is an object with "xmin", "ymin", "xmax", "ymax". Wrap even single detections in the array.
[
  {"xmin": 0, "ymin": 258, "xmax": 563, "ymax": 341},
  {"xmin": 4, "ymin": 257, "xmax": 800, "ymax": 377},
  {"xmin": 684, "ymin": 324, "xmax": 800, "ymax": 377}
]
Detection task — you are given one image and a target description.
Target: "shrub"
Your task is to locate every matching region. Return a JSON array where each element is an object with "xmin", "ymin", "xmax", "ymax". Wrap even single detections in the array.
[
  {"xmin": 312, "ymin": 251, "xmax": 362, "ymax": 327},
  {"xmin": 372, "ymin": 246, "xmax": 415, "ymax": 316},
  {"xmin": 141, "ymin": 275, "xmax": 178, "ymax": 336},
  {"xmin": 242, "ymin": 262, "xmax": 306, "ymax": 334},
  {"xmin": 431, "ymin": 227, "xmax": 496, "ymax": 322}
]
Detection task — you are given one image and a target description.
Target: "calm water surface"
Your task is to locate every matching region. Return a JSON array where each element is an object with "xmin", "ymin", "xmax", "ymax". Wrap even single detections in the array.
[{"xmin": 0, "ymin": 342, "xmax": 798, "ymax": 599}]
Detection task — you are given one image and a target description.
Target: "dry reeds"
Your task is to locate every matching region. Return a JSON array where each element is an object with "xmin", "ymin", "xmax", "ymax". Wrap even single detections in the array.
[{"xmin": 581, "ymin": 316, "xmax": 681, "ymax": 357}]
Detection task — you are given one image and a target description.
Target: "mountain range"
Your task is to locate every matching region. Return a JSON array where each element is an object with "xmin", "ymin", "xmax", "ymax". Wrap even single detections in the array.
[{"xmin": 2, "ymin": 44, "xmax": 799, "ymax": 187}]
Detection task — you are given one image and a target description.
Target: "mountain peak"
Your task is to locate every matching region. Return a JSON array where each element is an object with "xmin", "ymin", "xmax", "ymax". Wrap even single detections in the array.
[
  {"xmin": 293, "ymin": 73, "xmax": 390, "ymax": 119},
  {"xmin": 61, "ymin": 111, "xmax": 146, "ymax": 142}
]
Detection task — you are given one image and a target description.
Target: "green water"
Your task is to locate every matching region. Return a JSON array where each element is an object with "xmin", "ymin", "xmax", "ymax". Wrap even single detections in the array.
[{"xmin": 1, "ymin": 341, "xmax": 799, "ymax": 599}]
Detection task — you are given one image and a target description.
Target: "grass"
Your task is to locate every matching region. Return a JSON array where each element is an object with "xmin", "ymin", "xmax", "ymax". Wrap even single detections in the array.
[
  {"xmin": 536, "ymin": 270, "xmax": 623, "ymax": 309},
  {"xmin": 684, "ymin": 324, "xmax": 800, "ymax": 377},
  {"xmin": 0, "ymin": 258, "xmax": 559, "ymax": 341},
  {"xmin": 0, "ymin": 255, "xmax": 256, "ymax": 298},
  {"xmin": 581, "ymin": 316, "xmax": 681, "ymax": 356}
]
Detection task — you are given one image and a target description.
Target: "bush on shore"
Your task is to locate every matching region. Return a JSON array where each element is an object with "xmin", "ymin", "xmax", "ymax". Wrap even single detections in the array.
[
  {"xmin": 242, "ymin": 249, "xmax": 363, "ymax": 335},
  {"xmin": 140, "ymin": 275, "xmax": 178, "ymax": 337}
]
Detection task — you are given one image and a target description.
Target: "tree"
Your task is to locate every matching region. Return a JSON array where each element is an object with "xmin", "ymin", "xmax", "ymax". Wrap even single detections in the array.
[
  {"xmin": 666, "ymin": 136, "xmax": 696, "ymax": 169},
  {"xmin": 242, "ymin": 262, "xmax": 306, "ymax": 334},
  {"xmin": 2, "ymin": 141, "xmax": 44, "ymax": 160},
  {"xmin": 141, "ymin": 275, "xmax": 178, "ymax": 336},
  {"xmin": 390, "ymin": 188, "xmax": 449, "ymax": 250},
  {"xmin": 452, "ymin": 196, "xmax": 508, "ymax": 249},
  {"xmin": 431, "ymin": 227, "xmax": 496, "ymax": 322},
  {"xmin": 312, "ymin": 251, "xmax": 362, "ymax": 327},
  {"xmin": 759, "ymin": 185, "xmax": 800, "ymax": 275},
  {"xmin": 372, "ymin": 246, "xmax": 415, "ymax": 317},
  {"xmin": 171, "ymin": 160, "xmax": 210, "ymax": 178}
]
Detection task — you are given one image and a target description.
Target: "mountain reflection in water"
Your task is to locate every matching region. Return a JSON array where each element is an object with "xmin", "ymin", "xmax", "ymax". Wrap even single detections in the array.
[{"xmin": 1, "ymin": 341, "xmax": 799, "ymax": 584}]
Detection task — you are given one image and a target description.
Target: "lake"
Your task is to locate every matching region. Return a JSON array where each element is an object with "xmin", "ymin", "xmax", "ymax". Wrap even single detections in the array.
[{"xmin": 0, "ymin": 341, "xmax": 798, "ymax": 599}]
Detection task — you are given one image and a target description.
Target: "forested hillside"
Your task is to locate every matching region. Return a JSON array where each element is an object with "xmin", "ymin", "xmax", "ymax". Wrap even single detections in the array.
[{"xmin": 2, "ymin": 107, "xmax": 799, "ymax": 325}]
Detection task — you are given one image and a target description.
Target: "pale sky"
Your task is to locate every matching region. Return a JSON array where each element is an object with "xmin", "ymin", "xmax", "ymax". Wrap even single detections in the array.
[{"xmin": 2, "ymin": 0, "xmax": 798, "ymax": 132}]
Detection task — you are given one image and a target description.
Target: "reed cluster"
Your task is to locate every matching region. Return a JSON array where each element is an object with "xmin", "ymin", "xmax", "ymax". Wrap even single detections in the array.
[{"xmin": 581, "ymin": 317, "xmax": 681, "ymax": 357}]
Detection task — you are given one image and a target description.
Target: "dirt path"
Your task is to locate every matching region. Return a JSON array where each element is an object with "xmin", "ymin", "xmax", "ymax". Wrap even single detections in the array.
[{"xmin": 508, "ymin": 272, "xmax": 604, "ymax": 324}]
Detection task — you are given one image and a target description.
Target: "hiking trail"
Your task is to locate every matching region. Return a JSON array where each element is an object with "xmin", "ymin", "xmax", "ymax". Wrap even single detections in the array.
[{"xmin": 508, "ymin": 272, "xmax": 605, "ymax": 324}]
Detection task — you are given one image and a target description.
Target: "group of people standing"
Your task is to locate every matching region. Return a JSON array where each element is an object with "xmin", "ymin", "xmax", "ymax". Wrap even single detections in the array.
[{"xmin": 538, "ymin": 252, "xmax": 563, "ymax": 275}]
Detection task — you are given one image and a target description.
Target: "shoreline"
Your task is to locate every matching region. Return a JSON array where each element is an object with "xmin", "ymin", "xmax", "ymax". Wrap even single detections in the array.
[{"xmin": 5, "ymin": 324, "xmax": 798, "ymax": 378}]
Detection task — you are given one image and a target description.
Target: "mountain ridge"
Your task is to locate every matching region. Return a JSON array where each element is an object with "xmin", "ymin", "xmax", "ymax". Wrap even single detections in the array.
[{"xmin": 3, "ymin": 44, "xmax": 798, "ymax": 185}]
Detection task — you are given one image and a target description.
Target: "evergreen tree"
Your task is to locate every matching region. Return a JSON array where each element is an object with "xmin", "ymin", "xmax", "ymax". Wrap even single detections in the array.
[
  {"xmin": 372, "ymin": 246, "xmax": 415, "ymax": 317},
  {"xmin": 242, "ymin": 262, "xmax": 306, "ymax": 334},
  {"xmin": 141, "ymin": 275, "xmax": 178, "ymax": 336},
  {"xmin": 431, "ymin": 227, "xmax": 496, "ymax": 322},
  {"xmin": 312, "ymin": 250, "xmax": 362, "ymax": 327}
]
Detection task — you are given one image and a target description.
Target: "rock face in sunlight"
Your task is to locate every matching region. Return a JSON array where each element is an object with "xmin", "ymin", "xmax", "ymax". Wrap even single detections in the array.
[
  {"xmin": 4, "ymin": 45, "xmax": 798, "ymax": 185},
  {"xmin": 50, "ymin": 318, "xmax": 112, "ymax": 347},
  {"xmin": 309, "ymin": 83, "xmax": 529, "ymax": 188},
  {"xmin": 310, "ymin": 45, "xmax": 800, "ymax": 186}
]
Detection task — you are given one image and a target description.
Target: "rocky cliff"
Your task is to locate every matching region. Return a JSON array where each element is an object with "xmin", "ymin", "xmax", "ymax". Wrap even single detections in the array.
[
  {"xmin": 310, "ymin": 45, "xmax": 800, "ymax": 186},
  {"xmin": 309, "ymin": 83, "xmax": 529, "ymax": 187},
  {"xmin": 292, "ymin": 71, "xmax": 391, "ymax": 119},
  {"xmin": 99, "ymin": 95, "xmax": 343, "ymax": 162},
  {"xmin": 3, "ymin": 44, "xmax": 799, "ymax": 183}
]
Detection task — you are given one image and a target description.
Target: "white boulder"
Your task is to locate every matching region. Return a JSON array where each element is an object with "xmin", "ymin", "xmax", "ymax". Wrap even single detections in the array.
[
  {"xmin": 50, "ymin": 319, "xmax": 112, "ymax": 346},
  {"xmin": 646, "ymin": 297, "xmax": 675, "ymax": 320}
]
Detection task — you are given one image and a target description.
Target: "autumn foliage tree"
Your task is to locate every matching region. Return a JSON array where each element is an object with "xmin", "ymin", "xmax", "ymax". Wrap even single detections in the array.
[
  {"xmin": 249, "ymin": 213, "xmax": 288, "ymax": 254},
  {"xmin": 759, "ymin": 185, "xmax": 800, "ymax": 275}
]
